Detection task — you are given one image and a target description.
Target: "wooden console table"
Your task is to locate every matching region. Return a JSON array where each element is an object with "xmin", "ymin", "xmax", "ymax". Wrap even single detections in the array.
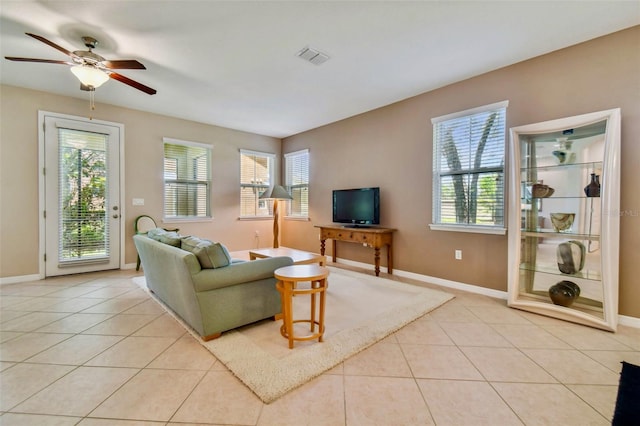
[{"xmin": 315, "ymin": 225, "xmax": 396, "ymax": 276}]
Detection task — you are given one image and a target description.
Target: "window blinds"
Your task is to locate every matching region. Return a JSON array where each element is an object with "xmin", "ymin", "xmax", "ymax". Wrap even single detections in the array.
[
  {"xmin": 57, "ymin": 127, "xmax": 110, "ymax": 263},
  {"xmin": 240, "ymin": 150, "xmax": 274, "ymax": 217},
  {"xmin": 285, "ymin": 149, "xmax": 309, "ymax": 217},
  {"xmin": 432, "ymin": 101, "xmax": 507, "ymax": 227},
  {"xmin": 163, "ymin": 141, "xmax": 211, "ymax": 218}
]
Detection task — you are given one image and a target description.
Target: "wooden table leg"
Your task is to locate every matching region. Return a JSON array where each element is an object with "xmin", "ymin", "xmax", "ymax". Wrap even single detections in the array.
[
  {"xmin": 331, "ymin": 240, "xmax": 337, "ymax": 263},
  {"xmin": 283, "ymin": 280, "xmax": 294, "ymax": 349},
  {"xmin": 374, "ymin": 247, "xmax": 381, "ymax": 276},
  {"xmin": 387, "ymin": 243, "xmax": 393, "ymax": 274},
  {"xmin": 320, "ymin": 238, "xmax": 326, "ymax": 256},
  {"xmin": 318, "ymin": 278, "xmax": 326, "ymax": 342}
]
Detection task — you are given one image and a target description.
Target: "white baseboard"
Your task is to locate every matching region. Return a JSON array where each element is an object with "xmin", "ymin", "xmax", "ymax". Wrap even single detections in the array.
[
  {"xmin": 334, "ymin": 258, "xmax": 639, "ymax": 329},
  {"xmin": 0, "ymin": 273, "xmax": 42, "ymax": 286}
]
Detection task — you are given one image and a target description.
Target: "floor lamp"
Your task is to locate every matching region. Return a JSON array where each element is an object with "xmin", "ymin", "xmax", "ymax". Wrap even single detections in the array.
[{"xmin": 259, "ymin": 185, "xmax": 293, "ymax": 248}]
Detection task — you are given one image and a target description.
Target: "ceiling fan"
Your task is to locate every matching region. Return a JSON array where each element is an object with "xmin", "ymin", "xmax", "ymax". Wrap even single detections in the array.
[{"xmin": 5, "ymin": 32, "xmax": 156, "ymax": 95}]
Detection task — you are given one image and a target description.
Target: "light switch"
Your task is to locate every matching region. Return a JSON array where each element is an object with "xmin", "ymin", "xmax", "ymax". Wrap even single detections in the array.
[{"xmin": 132, "ymin": 198, "xmax": 144, "ymax": 206}]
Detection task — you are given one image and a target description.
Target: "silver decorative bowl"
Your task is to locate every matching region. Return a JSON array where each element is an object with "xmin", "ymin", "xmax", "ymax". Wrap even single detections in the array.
[{"xmin": 550, "ymin": 213, "xmax": 575, "ymax": 232}]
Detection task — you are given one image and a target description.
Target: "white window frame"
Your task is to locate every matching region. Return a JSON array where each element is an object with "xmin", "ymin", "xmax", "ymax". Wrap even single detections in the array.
[
  {"xmin": 429, "ymin": 100, "xmax": 508, "ymax": 235},
  {"xmin": 284, "ymin": 149, "xmax": 310, "ymax": 220},
  {"xmin": 239, "ymin": 149, "xmax": 275, "ymax": 219},
  {"xmin": 163, "ymin": 137, "xmax": 213, "ymax": 222}
]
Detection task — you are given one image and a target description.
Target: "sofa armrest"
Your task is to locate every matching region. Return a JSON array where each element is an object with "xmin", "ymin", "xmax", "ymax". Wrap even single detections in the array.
[{"xmin": 191, "ymin": 256, "xmax": 293, "ymax": 292}]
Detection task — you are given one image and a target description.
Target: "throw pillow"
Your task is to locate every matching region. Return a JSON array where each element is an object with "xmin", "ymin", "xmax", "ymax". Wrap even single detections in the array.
[
  {"xmin": 612, "ymin": 361, "xmax": 640, "ymax": 425},
  {"xmin": 193, "ymin": 241, "xmax": 232, "ymax": 269},
  {"xmin": 147, "ymin": 228, "xmax": 182, "ymax": 247},
  {"xmin": 180, "ymin": 236, "xmax": 231, "ymax": 268}
]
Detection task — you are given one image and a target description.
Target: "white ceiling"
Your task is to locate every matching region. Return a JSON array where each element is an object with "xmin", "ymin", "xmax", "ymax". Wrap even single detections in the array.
[{"xmin": 1, "ymin": 1, "xmax": 638, "ymax": 138}]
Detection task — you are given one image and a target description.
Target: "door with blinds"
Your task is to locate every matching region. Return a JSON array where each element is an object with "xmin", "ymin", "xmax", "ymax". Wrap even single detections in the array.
[{"xmin": 43, "ymin": 113, "xmax": 122, "ymax": 276}]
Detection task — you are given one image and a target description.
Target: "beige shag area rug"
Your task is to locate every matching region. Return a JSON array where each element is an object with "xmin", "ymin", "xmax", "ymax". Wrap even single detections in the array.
[{"xmin": 136, "ymin": 267, "xmax": 454, "ymax": 403}]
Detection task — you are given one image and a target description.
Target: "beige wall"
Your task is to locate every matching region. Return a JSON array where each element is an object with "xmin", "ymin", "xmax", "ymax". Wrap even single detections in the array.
[
  {"xmin": 282, "ymin": 26, "xmax": 640, "ymax": 319},
  {"xmin": 0, "ymin": 85, "xmax": 282, "ymax": 277}
]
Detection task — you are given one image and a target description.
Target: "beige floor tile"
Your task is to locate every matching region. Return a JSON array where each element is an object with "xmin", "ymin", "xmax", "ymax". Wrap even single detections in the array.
[
  {"xmin": 460, "ymin": 346, "xmax": 557, "ymax": 383},
  {"xmin": 90, "ymin": 369, "xmax": 204, "ymax": 422},
  {"xmin": 582, "ymin": 350, "xmax": 640, "ymax": 372},
  {"xmin": 523, "ymin": 349, "xmax": 621, "ymax": 385},
  {"xmin": 132, "ymin": 313, "xmax": 186, "ymax": 338},
  {"xmin": 0, "ymin": 332, "xmax": 71, "ymax": 362},
  {"xmin": 40, "ymin": 298, "xmax": 106, "ymax": 313},
  {"xmin": 46, "ymin": 286, "xmax": 104, "ymax": 298},
  {"xmin": 0, "ymin": 295, "xmax": 32, "ymax": 308},
  {"xmin": 0, "ymin": 361, "xmax": 15, "ymax": 371},
  {"xmin": 1, "ymin": 285, "xmax": 67, "ymax": 297},
  {"xmin": 467, "ymin": 305, "xmax": 534, "ymax": 324},
  {"xmin": 610, "ymin": 326, "xmax": 640, "ymax": 350},
  {"xmin": 493, "ymin": 382, "xmax": 610, "ymax": 425},
  {"xmin": 258, "ymin": 374, "xmax": 345, "ymax": 426},
  {"xmin": 427, "ymin": 303, "xmax": 482, "ymax": 323},
  {"xmin": 7, "ymin": 296, "xmax": 67, "ymax": 312},
  {"xmin": 0, "ymin": 363, "xmax": 75, "ymax": 410},
  {"xmin": 568, "ymin": 384, "xmax": 618, "ymax": 421},
  {"xmin": 85, "ymin": 336, "xmax": 177, "ymax": 368},
  {"xmin": 81, "ymin": 297, "xmax": 147, "ymax": 314},
  {"xmin": 402, "ymin": 344, "xmax": 483, "ymax": 380},
  {"xmin": 172, "ymin": 371, "xmax": 263, "ymax": 424},
  {"xmin": 26, "ymin": 334, "xmax": 123, "ymax": 365},
  {"xmin": 0, "ymin": 310, "xmax": 29, "ymax": 323},
  {"xmin": 343, "ymin": 341, "xmax": 412, "ymax": 377},
  {"xmin": 122, "ymin": 299, "xmax": 166, "ymax": 315},
  {"xmin": 79, "ymin": 287, "xmax": 134, "ymax": 299},
  {"xmin": 12, "ymin": 366, "xmax": 138, "ymax": 416},
  {"xmin": 344, "ymin": 375, "xmax": 434, "ymax": 425},
  {"xmin": 439, "ymin": 322, "xmax": 513, "ymax": 347},
  {"xmin": 35, "ymin": 313, "xmax": 114, "ymax": 334},
  {"xmin": 417, "ymin": 379, "xmax": 523, "ymax": 425},
  {"xmin": 544, "ymin": 324, "xmax": 634, "ymax": 350},
  {"xmin": 78, "ymin": 420, "xmax": 166, "ymax": 426},
  {"xmin": 148, "ymin": 334, "xmax": 216, "ymax": 370},
  {"xmin": 492, "ymin": 324, "xmax": 573, "ymax": 349},
  {"xmin": 394, "ymin": 317, "xmax": 455, "ymax": 345},
  {"xmin": 0, "ymin": 331, "xmax": 23, "ymax": 344},
  {"xmin": 0, "ymin": 413, "xmax": 81, "ymax": 425},
  {"xmin": 1, "ymin": 312, "xmax": 70, "ymax": 332},
  {"xmin": 81, "ymin": 313, "xmax": 159, "ymax": 336}
]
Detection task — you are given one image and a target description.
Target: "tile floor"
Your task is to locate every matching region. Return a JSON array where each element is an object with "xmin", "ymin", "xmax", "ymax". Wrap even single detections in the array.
[{"xmin": 1, "ymin": 263, "xmax": 639, "ymax": 426}]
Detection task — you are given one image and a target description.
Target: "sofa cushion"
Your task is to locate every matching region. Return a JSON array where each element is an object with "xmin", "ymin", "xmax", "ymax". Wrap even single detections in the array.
[
  {"xmin": 181, "ymin": 236, "xmax": 231, "ymax": 269},
  {"xmin": 147, "ymin": 228, "xmax": 182, "ymax": 247}
]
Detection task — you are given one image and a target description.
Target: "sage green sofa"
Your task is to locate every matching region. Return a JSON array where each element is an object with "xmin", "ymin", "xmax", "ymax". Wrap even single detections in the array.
[{"xmin": 133, "ymin": 231, "xmax": 293, "ymax": 340}]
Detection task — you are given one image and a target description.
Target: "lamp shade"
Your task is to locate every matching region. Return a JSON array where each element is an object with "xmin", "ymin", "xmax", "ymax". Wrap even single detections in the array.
[
  {"xmin": 259, "ymin": 185, "xmax": 292, "ymax": 200},
  {"xmin": 70, "ymin": 65, "xmax": 109, "ymax": 88}
]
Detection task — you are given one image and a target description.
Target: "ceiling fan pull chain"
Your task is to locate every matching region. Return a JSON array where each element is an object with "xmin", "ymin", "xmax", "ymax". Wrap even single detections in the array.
[{"xmin": 88, "ymin": 87, "xmax": 96, "ymax": 119}]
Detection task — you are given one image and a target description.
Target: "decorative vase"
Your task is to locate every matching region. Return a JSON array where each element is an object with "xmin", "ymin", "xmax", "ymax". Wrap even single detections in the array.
[
  {"xmin": 556, "ymin": 240, "xmax": 586, "ymax": 274},
  {"xmin": 584, "ymin": 173, "xmax": 601, "ymax": 197},
  {"xmin": 549, "ymin": 281, "xmax": 581, "ymax": 307},
  {"xmin": 550, "ymin": 213, "xmax": 575, "ymax": 232}
]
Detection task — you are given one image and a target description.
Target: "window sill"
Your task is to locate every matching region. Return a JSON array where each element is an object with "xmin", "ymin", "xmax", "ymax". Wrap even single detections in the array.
[
  {"xmin": 284, "ymin": 216, "xmax": 310, "ymax": 221},
  {"xmin": 163, "ymin": 217, "xmax": 213, "ymax": 225},
  {"xmin": 429, "ymin": 224, "xmax": 507, "ymax": 235},
  {"xmin": 238, "ymin": 216, "xmax": 273, "ymax": 221}
]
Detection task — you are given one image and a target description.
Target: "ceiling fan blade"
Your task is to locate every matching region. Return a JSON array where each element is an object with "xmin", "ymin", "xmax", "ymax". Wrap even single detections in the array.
[
  {"xmin": 25, "ymin": 33, "xmax": 77, "ymax": 58},
  {"xmin": 102, "ymin": 60, "xmax": 146, "ymax": 70},
  {"xmin": 108, "ymin": 72, "xmax": 157, "ymax": 95},
  {"xmin": 4, "ymin": 57, "xmax": 75, "ymax": 65}
]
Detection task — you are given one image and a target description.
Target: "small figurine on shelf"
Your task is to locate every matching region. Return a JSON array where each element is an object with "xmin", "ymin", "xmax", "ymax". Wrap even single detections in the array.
[{"xmin": 584, "ymin": 173, "xmax": 601, "ymax": 197}]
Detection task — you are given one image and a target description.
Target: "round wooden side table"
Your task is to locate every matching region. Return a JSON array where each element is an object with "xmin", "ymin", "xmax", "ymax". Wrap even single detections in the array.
[{"xmin": 274, "ymin": 264, "xmax": 330, "ymax": 349}]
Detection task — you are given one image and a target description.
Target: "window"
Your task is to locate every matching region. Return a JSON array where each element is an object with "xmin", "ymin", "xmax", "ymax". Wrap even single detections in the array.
[
  {"xmin": 431, "ymin": 101, "xmax": 508, "ymax": 233},
  {"xmin": 285, "ymin": 149, "xmax": 309, "ymax": 219},
  {"xmin": 240, "ymin": 149, "xmax": 275, "ymax": 218},
  {"xmin": 163, "ymin": 138, "xmax": 212, "ymax": 219}
]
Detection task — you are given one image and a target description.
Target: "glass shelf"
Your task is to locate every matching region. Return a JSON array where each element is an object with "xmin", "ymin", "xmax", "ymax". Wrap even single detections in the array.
[
  {"xmin": 519, "ymin": 262, "xmax": 602, "ymax": 281},
  {"xmin": 521, "ymin": 230, "xmax": 600, "ymax": 240}
]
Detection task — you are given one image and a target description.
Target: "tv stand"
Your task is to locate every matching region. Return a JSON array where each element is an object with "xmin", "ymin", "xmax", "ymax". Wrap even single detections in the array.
[
  {"xmin": 315, "ymin": 225, "xmax": 396, "ymax": 276},
  {"xmin": 343, "ymin": 224, "xmax": 372, "ymax": 229}
]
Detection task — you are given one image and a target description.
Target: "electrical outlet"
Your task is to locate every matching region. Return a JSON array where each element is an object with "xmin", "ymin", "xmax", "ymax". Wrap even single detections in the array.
[
  {"xmin": 255, "ymin": 230, "xmax": 260, "ymax": 237},
  {"xmin": 455, "ymin": 250, "xmax": 462, "ymax": 260}
]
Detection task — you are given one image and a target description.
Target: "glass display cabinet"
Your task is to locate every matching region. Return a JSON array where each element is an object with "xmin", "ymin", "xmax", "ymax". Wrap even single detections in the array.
[{"xmin": 507, "ymin": 109, "xmax": 620, "ymax": 331}]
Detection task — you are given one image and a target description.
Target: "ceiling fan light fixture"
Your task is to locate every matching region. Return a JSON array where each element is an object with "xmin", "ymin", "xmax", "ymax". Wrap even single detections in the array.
[{"xmin": 71, "ymin": 64, "xmax": 109, "ymax": 88}]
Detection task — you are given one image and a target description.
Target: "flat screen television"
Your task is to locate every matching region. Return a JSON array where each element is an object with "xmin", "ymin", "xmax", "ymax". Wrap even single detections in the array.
[{"xmin": 332, "ymin": 187, "xmax": 380, "ymax": 227}]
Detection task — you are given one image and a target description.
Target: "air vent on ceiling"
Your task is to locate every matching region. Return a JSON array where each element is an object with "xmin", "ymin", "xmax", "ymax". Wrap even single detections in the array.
[{"xmin": 296, "ymin": 46, "xmax": 330, "ymax": 65}]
